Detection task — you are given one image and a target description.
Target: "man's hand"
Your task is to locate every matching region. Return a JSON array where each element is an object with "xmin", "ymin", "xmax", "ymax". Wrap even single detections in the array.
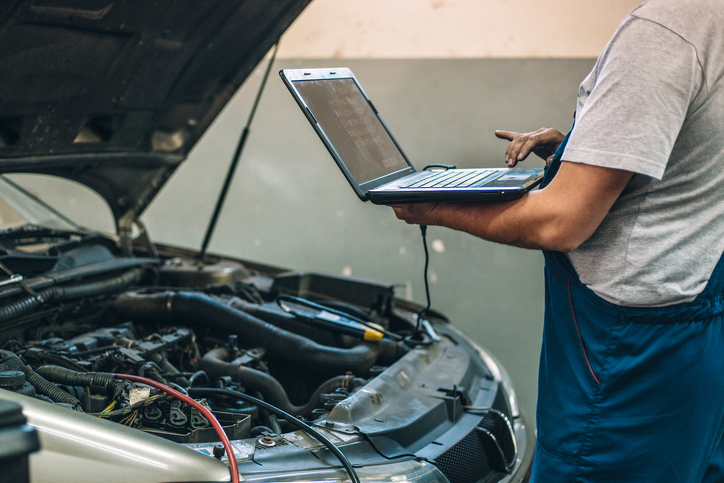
[
  {"xmin": 388, "ymin": 162, "xmax": 633, "ymax": 252},
  {"xmin": 495, "ymin": 128, "xmax": 566, "ymax": 167},
  {"xmin": 391, "ymin": 203, "xmax": 441, "ymax": 225}
]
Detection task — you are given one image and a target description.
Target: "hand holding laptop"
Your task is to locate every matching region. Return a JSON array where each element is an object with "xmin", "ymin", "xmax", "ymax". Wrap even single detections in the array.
[{"xmin": 391, "ymin": 126, "xmax": 562, "ymax": 224}]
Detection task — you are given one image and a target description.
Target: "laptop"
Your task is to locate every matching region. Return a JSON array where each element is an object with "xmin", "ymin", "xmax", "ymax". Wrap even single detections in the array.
[{"xmin": 280, "ymin": 67, "xmax": 544, "ymax": 205}]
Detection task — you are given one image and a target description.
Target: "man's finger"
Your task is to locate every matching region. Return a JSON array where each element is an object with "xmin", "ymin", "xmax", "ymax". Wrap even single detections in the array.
[
  {"xmin": 519, "ymin": 136, "xmax": 542, "ymax": 161},
  {"xmin": 508, "ymin": 135, "xmax": 530, "ymax": 166},
  {"xmin": 495, "ymin": 130, "xmax": 518, "ymax": 141}
]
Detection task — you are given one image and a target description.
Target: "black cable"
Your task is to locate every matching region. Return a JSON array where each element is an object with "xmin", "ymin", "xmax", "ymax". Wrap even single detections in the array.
[
  {"xmin": 422, "ymin": 164, "xmax": 456, "ymax": 171},
  {"xmin": 399, "ymin": 224, "xmax": 436, "ymax": 348},
  {"xmin": 417, "ymin": 225, "xmax": 432, "ymax": 328},
  {"xmin": 276, "ymin": 295, "xmax": 402, "ymax": 340},
  {"xmin": 315, "ymin": 300, "xmax": 373, "ymax": 322},
  {"xmin": 61, "ymin": 346, "xmax": 121, "ymax": 357},
  {"xmin": 38, "ymin": 353, "xmax": 89, "ymax": 372},
  {"xmin": 188, "ymin": 387, "xmax": 361, "ymax": 483},
  {"xmin": 0, "ymin": 339, "xmax": 24, "ymax": 351},
  {"xmin": 200, "ymin": 42, "xmax": 280, "ymax": 258}
]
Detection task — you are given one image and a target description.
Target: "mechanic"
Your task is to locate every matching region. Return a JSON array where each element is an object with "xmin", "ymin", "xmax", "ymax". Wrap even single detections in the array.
[{"xmin": 392, "ymin": 0, "xmax": 724, "ymax": 481}]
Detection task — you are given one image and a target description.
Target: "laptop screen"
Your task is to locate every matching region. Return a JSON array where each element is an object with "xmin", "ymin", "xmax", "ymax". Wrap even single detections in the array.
[{"xmin": 292, "ymin": 78, "xmax": 410, "ymax": 185}]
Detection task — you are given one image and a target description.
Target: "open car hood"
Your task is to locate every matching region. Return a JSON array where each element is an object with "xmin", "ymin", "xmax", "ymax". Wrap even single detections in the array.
[{"xmin": 0, "ymin": 0, "xmax": 311, "ymax": 227}]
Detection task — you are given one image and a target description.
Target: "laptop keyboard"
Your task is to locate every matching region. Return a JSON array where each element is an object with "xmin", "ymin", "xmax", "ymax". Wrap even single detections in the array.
[{"xmin": 400, "ymin": 169, "xmax": 500, "ymax": 189}]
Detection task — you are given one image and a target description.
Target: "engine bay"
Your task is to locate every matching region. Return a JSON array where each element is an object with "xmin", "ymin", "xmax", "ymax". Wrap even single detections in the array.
[{"xmin": 0, "ymin": 230, "xmax": 426, "ymax": 446}]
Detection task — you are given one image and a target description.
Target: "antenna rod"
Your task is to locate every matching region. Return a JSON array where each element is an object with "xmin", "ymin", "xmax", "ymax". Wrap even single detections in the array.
[{"xmin": 199, "ymin": 42, "xmax": 280, "ymax": 258}]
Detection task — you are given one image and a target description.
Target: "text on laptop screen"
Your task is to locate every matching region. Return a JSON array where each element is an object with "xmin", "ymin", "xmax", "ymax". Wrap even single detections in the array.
[{"xmin": 293, "ymin": 78, "xmax": 410, "ymax": 184}]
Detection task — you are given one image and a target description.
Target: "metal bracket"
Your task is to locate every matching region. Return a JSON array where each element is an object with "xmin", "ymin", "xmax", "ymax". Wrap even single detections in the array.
[
  {"xmin": 0, "ymin": 261, "xmax": 44, "ymax": 303},
  {"xmin": 116, "ymin": 213, "xmax": 158, "ymax": 259}
]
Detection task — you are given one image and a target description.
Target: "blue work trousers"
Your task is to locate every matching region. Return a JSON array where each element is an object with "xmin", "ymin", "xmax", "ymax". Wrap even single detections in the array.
[{"xmin": 531, "ymin": 249, "xmax": 724, "ymax": 482}]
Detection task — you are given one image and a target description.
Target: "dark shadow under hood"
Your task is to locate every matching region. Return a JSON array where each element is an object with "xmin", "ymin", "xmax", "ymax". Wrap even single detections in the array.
[{"xmin": 0, "ymin": 0, "xmax": 312, "ymax": 226}]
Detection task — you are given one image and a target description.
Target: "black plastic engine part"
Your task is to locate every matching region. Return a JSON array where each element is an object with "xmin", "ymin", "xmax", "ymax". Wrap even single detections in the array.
[
  {"xmin": 141, "ymin": 405, "xmax": 250, "ymax": 443},
  {"xmin": 0, "ymin": 350, "xmax": 82, "ymax": 409},
  {"xmin": 113, "ymin": 291, "xmax": 404, "ymax": 375},
  {"xmin": 158, "ymin": 258, "xmax": 252, "ymax": 288},
  {"xmin": 0, "ymin": 370, "xmax": 25, "ymax": 388},
  {"xmin": 0, "ymin": 370, "xmax": 35, "ymax": 398},
  {"xmin": 200, "ymin": 347, "xmax": 366, "ymax": 416}
]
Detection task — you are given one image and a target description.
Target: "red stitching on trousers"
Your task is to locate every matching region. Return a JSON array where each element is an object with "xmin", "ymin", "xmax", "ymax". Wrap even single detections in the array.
[{"xmin": 568, "ymin": 279, "xmax": 600, "ymax": 385}]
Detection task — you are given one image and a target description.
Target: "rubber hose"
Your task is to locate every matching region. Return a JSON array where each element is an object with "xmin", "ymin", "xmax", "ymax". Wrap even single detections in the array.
[
  {"xmin": 146, "ymin": 353, "xmax": 189, "ymax": 387},
  {"xmin": 34, "ymin": 365, "xmax": 117, "ymax": 395},
  {"xmin": 200, "ymin": 347, "xmax": 366, "ymax": 417},
  {"xmin": 187, "ymin": 370, "xmax": 210, "ymax": 388},
  {"xmin": 114, "ymin": 291, "xmax": 385, "ymax": 375},
  {"xmin": 250, "ymin": 426, "xmax": 276, "ymax": 437},
  {"xmin": 0, "ymin": 268, "xmax": 144, "ymax": 324},
  {"xmin": 230, "ymin": 297, "xmax": 407, "ymax": 366},
  {"xmin": 0, "ymin": 351, "xmax": 82, "ymax": 409}
]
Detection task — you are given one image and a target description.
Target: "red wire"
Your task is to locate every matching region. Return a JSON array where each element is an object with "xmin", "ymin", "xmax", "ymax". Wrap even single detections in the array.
[
  {"xmin": 115, "ymin": 374, "xmax": 240, "ymax": 483},
  {"xmin": 567, "ymin": 279, "xmax": 600, "ymax": 385}
]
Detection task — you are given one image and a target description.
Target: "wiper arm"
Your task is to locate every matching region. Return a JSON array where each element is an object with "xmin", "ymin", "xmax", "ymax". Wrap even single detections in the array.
[{"xmin": 0, "ymin": 223, "xmax": 87, "ymax": 241}]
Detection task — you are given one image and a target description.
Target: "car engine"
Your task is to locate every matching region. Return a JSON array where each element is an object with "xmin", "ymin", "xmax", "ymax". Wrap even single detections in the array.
[{"xmin": 0, "ymin": 229, "xmax": 416, "ymax": 445}]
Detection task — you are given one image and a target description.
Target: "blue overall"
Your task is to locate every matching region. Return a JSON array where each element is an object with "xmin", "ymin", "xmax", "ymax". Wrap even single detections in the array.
[{"xmin": 530, "ymin": 133, "xmax": 724, "ymax": 482}]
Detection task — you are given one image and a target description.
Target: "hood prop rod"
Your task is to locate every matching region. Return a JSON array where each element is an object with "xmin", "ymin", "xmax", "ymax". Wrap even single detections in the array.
[
  {"xmin": 0, "ymin": 260, "xmax": 44, "ymax": 303},
  {"xmin": 199, "ymin": 42, "xmax": 280, "ymax": 260}
]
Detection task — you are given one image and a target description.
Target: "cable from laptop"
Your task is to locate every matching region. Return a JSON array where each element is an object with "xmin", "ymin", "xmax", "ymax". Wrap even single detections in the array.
[
  {"xmin": 402, "ymin": 224, "xmax": 435, "ymax": 348},
  {"xmin": 422, "ymin": 164, "xmax": 456, "ymax": 171},
  {"xmin": 419, "ymin": 224, "xmax": 432, "ymax": 323},
  {"xmin": 414, "ymin": 164, "xmax": 451, "ymax": 330}
]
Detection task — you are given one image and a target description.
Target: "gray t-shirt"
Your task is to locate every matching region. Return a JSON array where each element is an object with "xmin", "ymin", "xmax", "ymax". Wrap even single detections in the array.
[{"xmin": 564, "ymin": 0, "xmax": 724, "ymax": 307}]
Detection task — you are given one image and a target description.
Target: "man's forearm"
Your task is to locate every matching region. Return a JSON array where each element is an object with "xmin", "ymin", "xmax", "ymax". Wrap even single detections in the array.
[
  {"xmin": 392, "ymin": 162, "xmax": 634, "ymax": 252},
  {"xmin": 416, "ymin": 191, "xmax": 569, "ymax": 251}
]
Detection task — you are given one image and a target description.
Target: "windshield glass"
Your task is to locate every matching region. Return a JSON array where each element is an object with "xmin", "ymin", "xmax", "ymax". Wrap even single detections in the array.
[{"xmin": 0, "ymin": 176, "xmax": 81, "ymax": 232}]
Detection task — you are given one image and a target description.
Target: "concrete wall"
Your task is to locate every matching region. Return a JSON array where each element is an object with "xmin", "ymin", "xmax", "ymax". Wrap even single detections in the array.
[
  {"xmin": 278, "ymin": 0, "xmax": 642, "ymax": 58},
  {"xmin": 8, "ymin": 1, "xmax": 643, "ymax": 422}
]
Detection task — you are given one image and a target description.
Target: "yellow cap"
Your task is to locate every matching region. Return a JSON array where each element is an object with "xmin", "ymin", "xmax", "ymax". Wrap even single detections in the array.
[{"xmin": 363, "ymin": 328, "xmax": 384, "ymax": 341}]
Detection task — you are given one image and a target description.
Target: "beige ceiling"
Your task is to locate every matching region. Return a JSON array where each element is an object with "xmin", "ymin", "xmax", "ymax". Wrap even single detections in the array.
[{"xmin": 278, "ymin": 0, "xmax": 645, "ymax": 59}]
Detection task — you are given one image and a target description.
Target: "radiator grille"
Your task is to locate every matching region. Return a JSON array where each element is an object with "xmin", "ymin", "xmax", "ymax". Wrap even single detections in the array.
[
  {"xmin": 479, "ymin": 411, "xmax": 516, "ymax": 465},
  {"xmin": 434, "ymin": 429, "xmax": 492, "ymax": 483},
  {"xmin": 433, "ymin": 410, "xmax": 517, "ymax": 483}
]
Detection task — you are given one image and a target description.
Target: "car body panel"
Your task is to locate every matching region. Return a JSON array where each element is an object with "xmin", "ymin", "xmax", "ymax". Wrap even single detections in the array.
[{"xmin": 1, "ymin": 389, "xmax": 232, "ymax": 483}]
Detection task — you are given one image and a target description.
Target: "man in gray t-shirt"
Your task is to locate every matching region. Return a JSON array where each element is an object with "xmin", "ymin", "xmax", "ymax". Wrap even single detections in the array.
[{"xmin": 392, "ymin": 0, "xmax": 724, "ymax": 481}]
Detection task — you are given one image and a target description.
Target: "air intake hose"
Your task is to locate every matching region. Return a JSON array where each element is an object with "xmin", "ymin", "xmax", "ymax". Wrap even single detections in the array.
[
  {"xmin": 200, "ymin": 347, "xmax": 366, "ymax": 416},
  {"xmin": 113, "ymin": 291, "xmax": 395, "ymax": 375}
]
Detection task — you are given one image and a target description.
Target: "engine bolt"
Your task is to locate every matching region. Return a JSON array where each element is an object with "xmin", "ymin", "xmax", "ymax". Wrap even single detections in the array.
[{"xmin": 258, "ymin": 436, "xmax": 276, "ymax": 447}]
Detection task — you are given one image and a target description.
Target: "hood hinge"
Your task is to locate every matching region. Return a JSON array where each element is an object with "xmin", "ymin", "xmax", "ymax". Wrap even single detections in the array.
[{"xmin": 118, "ymin": 214, "xmax": 158, "ymax": 259}]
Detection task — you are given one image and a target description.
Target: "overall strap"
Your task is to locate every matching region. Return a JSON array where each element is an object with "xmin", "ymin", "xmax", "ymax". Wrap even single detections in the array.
[
  {"xmin": 542, "ymin": 116, "xmax": 577, "ymax": 278},
  {"xmin": 540, "ymin": 116, "xmax": 575, "ymax": 189}
]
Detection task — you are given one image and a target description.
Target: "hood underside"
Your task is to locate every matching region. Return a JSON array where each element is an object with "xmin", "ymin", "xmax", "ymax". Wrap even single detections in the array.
[{"xmin": 0, "ymin": 0, "xmax": 312, "ymax": 223}]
